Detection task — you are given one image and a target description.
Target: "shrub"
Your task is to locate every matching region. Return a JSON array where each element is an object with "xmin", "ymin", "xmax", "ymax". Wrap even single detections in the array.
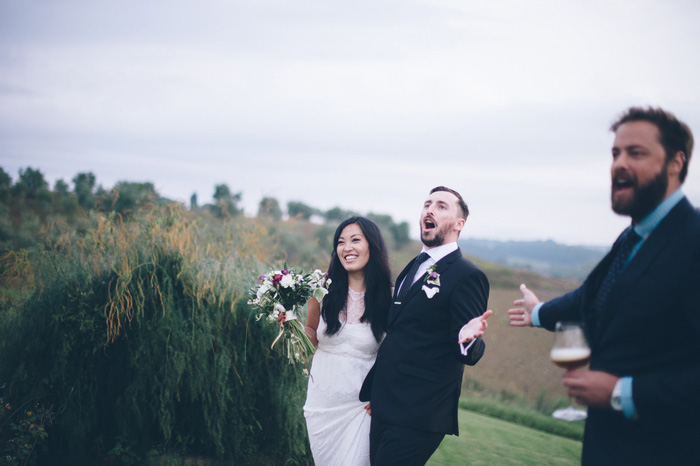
[
  {"xmin": 0, "ymin": 402, "xmax": 55, "ymax": 466},
  {"xmin": 0, "ymin": 206, "xmax": 312, "ymax": 464}
]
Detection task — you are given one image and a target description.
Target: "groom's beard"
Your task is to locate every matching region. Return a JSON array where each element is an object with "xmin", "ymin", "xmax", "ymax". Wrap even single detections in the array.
[{"xmin": 421, "ymin": 225, "xmax": 446, "ymax": 248}]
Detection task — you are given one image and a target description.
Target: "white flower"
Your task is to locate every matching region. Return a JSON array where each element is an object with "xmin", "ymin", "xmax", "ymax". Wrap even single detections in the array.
[
  {"xmin": 422, "ymin": 285, "xmax": 440, "ymax": 299},
  {"xmin": 257, "ymin": 284, "xmax": 271, "ymax": 299},
  {"xmin": 424, "ymin": 265, "xmax": 441, "ymax": 287},
  {"xmin": 274, "ymin": 303, "xmax": 286, "ymax": 314},
  {"xmin": 312, "ymin": 285, "xmax": 329, "ymax": 302},
  {"xmin": 280, "ymin": 274, "xmax": 295, "ymax": 288}
]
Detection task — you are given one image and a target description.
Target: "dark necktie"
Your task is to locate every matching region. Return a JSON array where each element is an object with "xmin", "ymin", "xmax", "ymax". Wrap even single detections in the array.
[
  {"xmin": 594, "ymin": 228, "xmax": 642, "ymax": 314},
  {"xmin": 396, "ymin": 252, "xmax": 430, "ymax": 303}
]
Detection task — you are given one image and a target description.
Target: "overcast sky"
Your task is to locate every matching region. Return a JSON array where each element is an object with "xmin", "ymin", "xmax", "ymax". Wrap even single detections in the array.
[{"xmin": 2, "ymin": 0, "xmax": 700, "ymax": 246}]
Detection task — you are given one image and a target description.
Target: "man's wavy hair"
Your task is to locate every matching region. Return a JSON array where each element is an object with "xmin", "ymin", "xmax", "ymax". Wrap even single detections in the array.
[{"xmin": 611, "ymin": 107, "xmax": 694, "ymax": 183}]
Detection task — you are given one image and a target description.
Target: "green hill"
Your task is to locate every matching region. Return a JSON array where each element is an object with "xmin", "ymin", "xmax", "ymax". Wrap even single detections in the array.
[{"xmin": 459, "ymin": 237, "xmax": 606, "ymax": 281}]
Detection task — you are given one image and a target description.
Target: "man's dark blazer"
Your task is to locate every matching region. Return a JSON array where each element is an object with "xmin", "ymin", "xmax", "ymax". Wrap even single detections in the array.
[
  {"xmin": 538, "ymin": 197, "xmax": 700, "ymax": 465},
  {"xmin": 359, "ymin": 248, "xmax": 489, "ymax": 435}
]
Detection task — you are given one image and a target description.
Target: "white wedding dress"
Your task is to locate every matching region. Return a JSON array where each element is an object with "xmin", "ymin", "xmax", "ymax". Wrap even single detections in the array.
[{"xmin": 303, "ymin": 288, "xmax": 381, "ymax": 466}]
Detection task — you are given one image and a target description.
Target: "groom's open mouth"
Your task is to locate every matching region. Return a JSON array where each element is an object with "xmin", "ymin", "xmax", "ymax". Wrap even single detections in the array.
[{"xmin": 423, "ymin": 217, "xmax": 436, "ymax": 232}]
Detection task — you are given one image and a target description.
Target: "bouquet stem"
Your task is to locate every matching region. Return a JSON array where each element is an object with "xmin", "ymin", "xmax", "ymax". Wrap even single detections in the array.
[{"xmin": 274, "ymin": 318, "xmax": 315, "ymax": 364}]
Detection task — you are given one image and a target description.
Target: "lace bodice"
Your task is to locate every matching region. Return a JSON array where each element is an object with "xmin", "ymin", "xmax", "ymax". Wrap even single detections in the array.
[
  {"xmin": 316, "ymin": 288, "xmax": 379, "ymax": 360},
  {"xmin": 342, "ymin": 288, "xmax": 365, "ymax": 324}
]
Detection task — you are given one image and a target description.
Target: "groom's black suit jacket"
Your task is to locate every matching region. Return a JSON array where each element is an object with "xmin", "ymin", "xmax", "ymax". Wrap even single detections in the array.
[
  {"xmin": 538, "ymin": 197, "xmax": 700, "ymax": 465},
  {"xmin": 360, "ymin": 248, "xmax": 489, "ymax": 435}
]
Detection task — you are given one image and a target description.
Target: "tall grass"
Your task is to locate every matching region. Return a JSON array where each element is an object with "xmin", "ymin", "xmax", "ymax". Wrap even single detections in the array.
[{"xmin": 0, "ymin": 206, "xmax": 316, "ymax": 464}]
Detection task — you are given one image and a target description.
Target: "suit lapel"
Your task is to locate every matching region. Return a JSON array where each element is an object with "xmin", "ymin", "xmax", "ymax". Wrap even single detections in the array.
[
  {"xmin": 595, "ymin": 198, "xmax": 691, "ymax": 338},
  {"xmin": 389, "ymin": 249, "xmax": 462, "ymax": 326}
]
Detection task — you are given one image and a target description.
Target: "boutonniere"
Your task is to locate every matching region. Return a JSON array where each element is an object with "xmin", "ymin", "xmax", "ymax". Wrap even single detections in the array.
[
  {"xmin": 424, "ymin": 264, "xmax": 440, "ymax": 286},
  {"xmin": 422, "ymin": 264, "xmax": 441, "ymax": 299}
]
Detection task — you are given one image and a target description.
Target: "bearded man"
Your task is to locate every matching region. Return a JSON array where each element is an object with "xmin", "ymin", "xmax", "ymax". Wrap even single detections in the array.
[
  {"xmin": 360, "ymin": 186, "xmax": 491, "ymax": 465},
  {"xmin": 509, "ymin": 107, "xmax": 700, "ymax": 465}
]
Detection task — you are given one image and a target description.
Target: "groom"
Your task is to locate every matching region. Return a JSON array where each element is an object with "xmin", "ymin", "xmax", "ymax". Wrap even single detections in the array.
[{"xmin": 360, "ymin": 186, "xmax": 491, "ymax": 465}]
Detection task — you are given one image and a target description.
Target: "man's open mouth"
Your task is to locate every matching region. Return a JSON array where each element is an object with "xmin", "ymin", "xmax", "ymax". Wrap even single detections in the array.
[{"xmin": 612, "ymin": 175, "xmax": 635, "ymax": 194}]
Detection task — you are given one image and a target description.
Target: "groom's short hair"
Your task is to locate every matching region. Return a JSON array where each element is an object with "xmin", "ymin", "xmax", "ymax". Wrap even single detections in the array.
[{"xmin": 430, "ymin": 186, "xmax": 469, "ymax": 220}]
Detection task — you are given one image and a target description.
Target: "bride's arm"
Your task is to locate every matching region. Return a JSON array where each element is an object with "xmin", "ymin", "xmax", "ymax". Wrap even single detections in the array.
[{"xmin": 305, "ymin": 298, "xmax": 321, "ymax": 348}]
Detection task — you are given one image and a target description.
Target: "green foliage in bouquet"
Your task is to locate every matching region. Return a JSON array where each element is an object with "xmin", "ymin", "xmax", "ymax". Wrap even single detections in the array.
[
  {"xmin": 0, "ymin": 206, "xmax": 313, "ymax": 465},
  {"xmin": 249, "ymin": 267, "xmax": 329, "ymax": 365}
]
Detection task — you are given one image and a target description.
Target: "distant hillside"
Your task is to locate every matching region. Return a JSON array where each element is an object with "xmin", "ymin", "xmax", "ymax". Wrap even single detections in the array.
[{"xmin": 459, "ymin": 238, "xmax": 608, "ymax": 281}]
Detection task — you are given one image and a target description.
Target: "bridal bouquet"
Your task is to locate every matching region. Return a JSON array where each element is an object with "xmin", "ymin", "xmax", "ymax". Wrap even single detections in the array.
[{"xmin": 248, "ymin": 267, "xmax": 331, "ymax": 365}]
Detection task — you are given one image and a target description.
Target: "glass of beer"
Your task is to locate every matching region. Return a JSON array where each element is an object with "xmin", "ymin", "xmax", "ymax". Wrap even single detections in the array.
[{"xmin": 550, "ymin": 321, "xmax": 590, "ymax": 421}]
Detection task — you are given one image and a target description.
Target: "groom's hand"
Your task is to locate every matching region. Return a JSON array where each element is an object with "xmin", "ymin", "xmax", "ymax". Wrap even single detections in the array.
[{"xmin": 458, "ymin": 310, "xmax": 492, "ymax": 343}]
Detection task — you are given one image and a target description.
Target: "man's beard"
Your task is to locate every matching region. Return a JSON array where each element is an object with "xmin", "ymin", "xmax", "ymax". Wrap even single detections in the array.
[
  {"xmin": 421, "ymin": 226, "xmax": 445, "ymax": 248},
  {"xmin": 611, "ymin": 164, "xmax": 668, "ymax": 222}
]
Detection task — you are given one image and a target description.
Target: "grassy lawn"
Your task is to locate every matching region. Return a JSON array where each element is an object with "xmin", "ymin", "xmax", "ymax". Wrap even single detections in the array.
[{"xmin": 427, "ymin": 409, "xmax": 582, "ymax": 466}]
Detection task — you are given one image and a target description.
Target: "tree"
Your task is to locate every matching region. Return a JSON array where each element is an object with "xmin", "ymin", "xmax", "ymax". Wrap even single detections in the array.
[
  {"xmin": 72, "ymin": 172, "xmax": 97, "ymax": 210},
  {"xmin": 258, "ymin": 197, "xmax": 282, "ymax": 220},
  {"xmin": 98, "ymin": 181, "xmax": 159, "ymax": 217},
  {"xmin": 390, "ymin": 221, "xmax": 411, "ymax": 248},
  {"xmin": 54, "ymin": 179, "xmax": 69, "ymax": 193},
  {"xmin": 190, "ymin": 193, "xmax": 198, "ymax": 210},
  {"xmin": 323, "ymin": 206, "xmax": 357, "ymax": 223},
  {"xmin": 13, "ymin": 167, "xmax": 50, "ymax": 202},
  {"xmin": 0, "ymin": 167, "xmax": 11, "ymax": 203},
  {"xmin": 54, "ymin": 179, "xmax": 78, "ymax": 214},
  {"xmin": 366, "ymin": 212, "xmax": 394, "ymax": 232},
  {"xmin": 367, "ymin": 212, "xmax": 411, "ymax": 248},
  {"xmin": 287, "ymin": 201, "xmax": 317, "ymax": 220},
  {"xmin": 211, "ymin": 184, "xmax": 242, "ymax": 218}
]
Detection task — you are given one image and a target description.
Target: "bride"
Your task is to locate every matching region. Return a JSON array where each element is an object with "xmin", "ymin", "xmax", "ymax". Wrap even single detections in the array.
[{"xmin": 303, "ymin": 216, "xmax": 393, "ymax": 466}]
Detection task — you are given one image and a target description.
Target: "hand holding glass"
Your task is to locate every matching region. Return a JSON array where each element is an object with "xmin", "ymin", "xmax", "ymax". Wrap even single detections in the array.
[{"xmin": 550, "ymin": 322, "xmax": 591, "ymax": 421}]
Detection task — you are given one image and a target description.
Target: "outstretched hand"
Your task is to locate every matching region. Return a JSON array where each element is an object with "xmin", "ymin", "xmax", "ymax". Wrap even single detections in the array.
[
  {"xmin": 458, "ymin": 310, "xmax": 493, "ymax": 344},
  {"xmin": 508, "ymin": 283, "xmax": 540, "ymax": 327}
]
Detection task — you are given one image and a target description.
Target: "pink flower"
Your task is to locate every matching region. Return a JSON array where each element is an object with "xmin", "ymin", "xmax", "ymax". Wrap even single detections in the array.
[{"xmin": 272, "ymin": 274, "xmax": 283, "ymax": 286}]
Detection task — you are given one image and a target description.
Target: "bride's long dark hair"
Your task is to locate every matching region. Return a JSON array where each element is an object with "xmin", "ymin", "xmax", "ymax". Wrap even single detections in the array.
[{"xmin": 322, "ymin": 216, "xmax": 392, "ymax": 342}]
